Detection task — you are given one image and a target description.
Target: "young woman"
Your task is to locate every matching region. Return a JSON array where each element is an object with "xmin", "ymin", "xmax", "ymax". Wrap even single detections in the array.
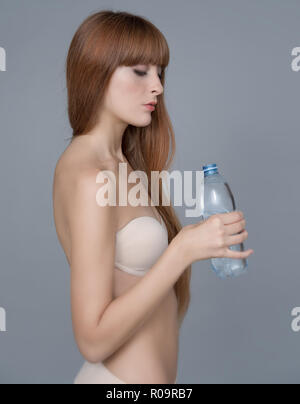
[{"xmin": 52, "ymin": 10, "xmax": 253, "ymax": 384}]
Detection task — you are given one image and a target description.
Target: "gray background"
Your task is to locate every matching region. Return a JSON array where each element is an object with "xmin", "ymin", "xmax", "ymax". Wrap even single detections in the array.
[{"xmin": 0, "ymin": 0, "xmax": 299, "ymax": 384}]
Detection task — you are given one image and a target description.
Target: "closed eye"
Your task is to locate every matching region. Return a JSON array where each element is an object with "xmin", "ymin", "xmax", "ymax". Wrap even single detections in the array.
[{"xmin": 133, "ymin": 69, "xmax": 162, "ymax": 80}]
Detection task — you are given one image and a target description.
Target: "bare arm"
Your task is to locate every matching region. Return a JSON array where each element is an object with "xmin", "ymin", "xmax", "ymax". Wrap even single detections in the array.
[
  {"xmin": 88, "ymin": 235, "xmax": 186, "ymax": 363},
  {"xmin": 66, "ymin": 168, "xmax": 118, "ymax": 362},
  {"xmin": 66, "ymin": 168, "xmax": 187, "ymax": 363}
]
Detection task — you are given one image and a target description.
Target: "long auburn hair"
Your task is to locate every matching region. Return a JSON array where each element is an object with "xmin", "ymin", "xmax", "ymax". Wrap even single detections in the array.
[{"xmin": 65, "ymin": 10, "xmax": 192, "ymax": 328}]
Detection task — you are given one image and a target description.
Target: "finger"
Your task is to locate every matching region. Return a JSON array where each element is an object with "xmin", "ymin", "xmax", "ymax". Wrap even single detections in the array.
[
  {"xmin": 218, "ymin": 210, "xmax": 243, "ymax": 225},
  {"xmin": 226, "ymin": 229, "xmax": 248, "ymax": 245},
  {"xmin": 225, "ymin": 219, "xmax": 246, "ymax": 235},
  {"xmin": 225, "ymin": 248, "xmax": 254, "ymax": 259}
]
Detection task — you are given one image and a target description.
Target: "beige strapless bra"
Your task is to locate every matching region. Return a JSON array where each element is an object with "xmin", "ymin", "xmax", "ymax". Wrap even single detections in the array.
[{"xmin": 114, "ymin": 215, "xmax": 169, "ymax": 277}]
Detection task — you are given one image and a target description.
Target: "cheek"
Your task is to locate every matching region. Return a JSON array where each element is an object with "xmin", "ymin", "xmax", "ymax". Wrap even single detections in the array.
[
  {"xmin": 122, "ymin": 79, "xmax": 142, "ymax": 99},
  {"xmin": 115, "ymin": 81, "xmax": 143, "ymax": 112},
  {"xmin": 107, "ymin": 70, "xmax": 147, "ymax": 119},
  {"xmin": 121, "ymin": 71, "xmax": 144, "ymax": 95}
]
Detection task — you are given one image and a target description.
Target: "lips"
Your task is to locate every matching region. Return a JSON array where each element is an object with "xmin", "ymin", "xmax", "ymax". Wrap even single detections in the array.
[{"xmin": 144, "ymin": 104, "xmax": 155, "ymax": 111}]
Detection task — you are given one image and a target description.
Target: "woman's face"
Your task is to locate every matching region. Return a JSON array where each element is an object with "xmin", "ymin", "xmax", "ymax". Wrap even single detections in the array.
[{"xmin": 103, "ymin": 64, "xmax": 164, "ymax": 127}]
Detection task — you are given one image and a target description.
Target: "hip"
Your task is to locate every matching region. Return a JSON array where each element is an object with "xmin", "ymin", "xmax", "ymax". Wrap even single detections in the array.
[{"xmin": 74, "ymin": 359, "xmax": 178, "ymax": 384}]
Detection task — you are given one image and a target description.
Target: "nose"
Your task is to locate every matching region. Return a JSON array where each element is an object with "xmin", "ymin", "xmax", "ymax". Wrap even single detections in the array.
[{"xmin": 150, "ymin": 72, "xmax": 164, "ymax": 95}]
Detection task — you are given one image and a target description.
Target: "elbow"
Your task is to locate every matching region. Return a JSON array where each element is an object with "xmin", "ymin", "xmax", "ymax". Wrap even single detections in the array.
[
  {"xmin": 80, "ymin": 346, "xmax": 101, "ymax": 364},
  {"xmin": 76, "ymin": 334, "xmax": 106, "ymax": 364}
]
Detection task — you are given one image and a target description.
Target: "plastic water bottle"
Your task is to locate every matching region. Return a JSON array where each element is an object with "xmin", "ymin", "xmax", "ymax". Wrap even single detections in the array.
[{"xmin": 202, "ymin": 163, "xmax": 248, "ymax": 279}]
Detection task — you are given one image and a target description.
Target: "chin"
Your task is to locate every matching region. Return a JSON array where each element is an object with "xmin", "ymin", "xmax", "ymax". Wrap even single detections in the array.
[{"xmin": 131, "ymin": 118, "xmax": 152, "ymax": 127}]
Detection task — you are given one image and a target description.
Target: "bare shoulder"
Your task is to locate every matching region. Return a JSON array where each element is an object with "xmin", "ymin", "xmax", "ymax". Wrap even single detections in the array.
[
  {"xmin": 54, "ymin": 154, "xmax": 118, "ymax": 229},
  {"xmin": 53, "ymin": 139, "xmax": 119, "ymax": 189},
  {"xmin": 52, "ymin": 138, "xmax": 122, "ymax": 245}
]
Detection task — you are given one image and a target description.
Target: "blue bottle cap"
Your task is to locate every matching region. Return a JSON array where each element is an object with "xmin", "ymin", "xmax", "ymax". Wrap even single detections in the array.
[{"xmin": 202, "ymin": 163, "xmax": 218, "ymax": 174}]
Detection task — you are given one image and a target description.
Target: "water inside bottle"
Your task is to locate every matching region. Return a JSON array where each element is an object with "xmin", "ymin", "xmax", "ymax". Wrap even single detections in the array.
[{"xmin": 203, "ymin": 209, "xmax": 248, "ymax": 279}]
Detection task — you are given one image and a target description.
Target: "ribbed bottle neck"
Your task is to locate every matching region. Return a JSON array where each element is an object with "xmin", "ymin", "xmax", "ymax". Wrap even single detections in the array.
[{"xmin": 203, "ymin": 164, "xmax": 219, "ymax": 177}]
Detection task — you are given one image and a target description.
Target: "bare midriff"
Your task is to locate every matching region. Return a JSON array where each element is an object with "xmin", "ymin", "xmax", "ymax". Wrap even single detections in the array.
[{"xmin": 101, "ymin": 266, "xmax": 179, "ymax": 384}]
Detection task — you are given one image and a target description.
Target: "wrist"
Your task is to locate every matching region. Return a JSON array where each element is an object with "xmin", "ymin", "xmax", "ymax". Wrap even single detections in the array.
[{"xmin": 169, "ymin": 227, "xmax": 192, "ymax": 269}]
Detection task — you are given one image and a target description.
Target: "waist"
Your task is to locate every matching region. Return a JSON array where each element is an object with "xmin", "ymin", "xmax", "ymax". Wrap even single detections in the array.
[
  {"xmin": 103, "ymin": 342, "xmax": 178, "ymax": 384},
  {"xmin": 102, "ymin": 307, "xmax": 179, "ymax": 383}
]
